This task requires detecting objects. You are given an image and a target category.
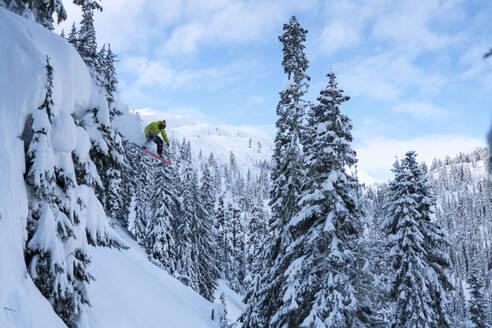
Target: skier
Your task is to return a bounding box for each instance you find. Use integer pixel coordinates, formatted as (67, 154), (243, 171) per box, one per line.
(144, 120), (169, 157)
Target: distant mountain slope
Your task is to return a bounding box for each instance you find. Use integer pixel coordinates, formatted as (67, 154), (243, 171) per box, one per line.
(134, 109), (273, 175)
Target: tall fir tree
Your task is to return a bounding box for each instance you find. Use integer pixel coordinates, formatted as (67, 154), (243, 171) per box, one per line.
(175, 141), (199, 290)
(228, 201), (246, 294)
(271, 72), (376, 327)
(246, 193), (267, 279)
(67, 22), (78, 48)
(145, 141), (180, 275)
(146, 163), (176, 273)
(122, 141), (152, 243)
(201, 163), (217, 221)
(241, 16), (309, 327)
(94, 43), (107, 86)
(103, 44), (122, 119)
(194, 168), (220, 301)
(466, 255), (490, 328)
(80, 99), (125, 224)
(384, 151), (453, 328)
(75, 0), (102, 72)
(215, 194), (229, 279)
(208, 152), (222, 193)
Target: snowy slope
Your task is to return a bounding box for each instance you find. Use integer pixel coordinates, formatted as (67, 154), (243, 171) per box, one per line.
(0, 9), (219, 328)
(86, 228), (218, 328)
(171, 123), (272, 172)
(0, 7), (92, 327)
(215, 280), (244, 324)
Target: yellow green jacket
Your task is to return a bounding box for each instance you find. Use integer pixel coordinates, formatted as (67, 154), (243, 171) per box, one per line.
(144, 121), (169, 146)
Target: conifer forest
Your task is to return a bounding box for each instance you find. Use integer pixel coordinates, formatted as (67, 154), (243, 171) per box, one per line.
(0, 1), (491, 327)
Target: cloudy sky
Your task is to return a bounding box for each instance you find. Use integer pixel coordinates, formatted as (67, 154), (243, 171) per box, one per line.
(57, 0), (491, 183)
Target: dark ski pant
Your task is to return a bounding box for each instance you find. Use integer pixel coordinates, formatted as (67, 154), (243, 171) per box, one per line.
(147, 134), (163, 157)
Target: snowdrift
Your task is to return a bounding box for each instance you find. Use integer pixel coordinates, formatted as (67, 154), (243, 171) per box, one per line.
(0, 8), (218, 328)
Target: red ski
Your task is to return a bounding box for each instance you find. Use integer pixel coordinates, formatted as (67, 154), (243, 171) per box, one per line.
(142, 149), (173, 165)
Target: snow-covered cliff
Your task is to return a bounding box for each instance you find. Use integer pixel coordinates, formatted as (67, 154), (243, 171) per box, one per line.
(0, 8), (219, 328)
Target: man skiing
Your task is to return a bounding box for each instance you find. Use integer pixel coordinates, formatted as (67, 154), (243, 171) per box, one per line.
(144, 120), (169, 157)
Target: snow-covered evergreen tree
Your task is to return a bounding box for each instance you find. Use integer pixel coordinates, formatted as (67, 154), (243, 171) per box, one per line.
(175, 141), (199, 289)
(229, 201), (246, 294)
(24, 56), (92, 327)
(31, 0), (67, 30)
(80, 98), (125, 224)
(94, 43), (107, 86)
(1, 0), (30, 18)
(122, 140), (152, 242)
(241, 15), (309, 328)
(194, 169), (220, 301)
(246, 193), (267, 278)
(208, 152), (222, 192)
(146, 151), (179, 273)
(201, 163), (217, 219)
(67, 22), (78, 48)
(466, 256), (490, 328)
(72, 123), (103, 197)
(1, 0), (67, 30)
(103, 44), (121, 119)
(75, 0), (102, 72)
(220, 292), (230, 328)
(170, 141), (220, 301)
(25, 56), (73, 322)
(384, 151), (453, 328)
(272, 72), (376, 327)
(215, 194), (229, 279)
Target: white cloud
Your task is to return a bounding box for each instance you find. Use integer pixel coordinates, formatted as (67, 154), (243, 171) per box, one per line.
(393, 102), (449, 118)
(120, 57), (177, 87)
(57, 0), (154, 53)
(162, 24), (204, 55)
(319, 23), (360, 54)
(119, 56), (259, 91)
(248, 95), (264, 104)
(118, 54), (257, 106)
(57, 0), (318, 56)
(355, 135), (486, 183)
(157, 0), (318, 56)
(316, 0), (471, 102)
(370, 1), (462, 55)
(318, 0), (463, 56)
(338, 52), (446, 100)
(458, 43), (492, 90)
(316, 0), (380, 55)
